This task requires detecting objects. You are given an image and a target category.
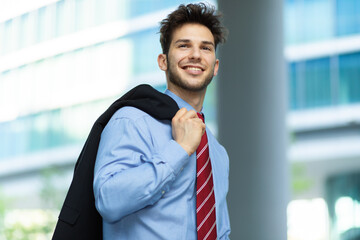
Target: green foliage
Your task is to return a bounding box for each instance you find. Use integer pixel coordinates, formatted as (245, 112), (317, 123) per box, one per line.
(0, 187), (11, 240)
(0, 166), (68, 240)
(2, 210), (57, 240)
(39, 166), (67, 210)
(291, 162), (314, 195)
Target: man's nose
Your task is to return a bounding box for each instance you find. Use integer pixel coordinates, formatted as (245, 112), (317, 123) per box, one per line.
(189, 47), (201, 60)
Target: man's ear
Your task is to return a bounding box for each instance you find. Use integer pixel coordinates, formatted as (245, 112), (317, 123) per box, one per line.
(157, 54), (167, 71)
(213, 59), (219, 76)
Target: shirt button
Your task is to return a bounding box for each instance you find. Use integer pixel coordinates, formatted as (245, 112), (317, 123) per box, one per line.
(181, 167), (184, 171)
(162, 190), (165, 195)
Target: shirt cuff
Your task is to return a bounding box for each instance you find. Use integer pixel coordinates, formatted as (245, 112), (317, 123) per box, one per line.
(156, 139), (189, 176)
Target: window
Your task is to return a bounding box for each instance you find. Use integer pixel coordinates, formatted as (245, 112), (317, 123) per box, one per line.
(289, 58), (332, 109)
(336, 0), (360, 37)
(338, 52), (360, 104)
(284, 0), (333, 45)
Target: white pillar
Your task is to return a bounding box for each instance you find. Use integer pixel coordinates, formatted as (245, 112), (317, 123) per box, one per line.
(217, 1), (289, 239)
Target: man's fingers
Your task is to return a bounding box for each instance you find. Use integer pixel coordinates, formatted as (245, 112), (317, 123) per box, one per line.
(173, 108), (188, 121)
(182, 109), (198, 120)
(173, 108), (198, 123)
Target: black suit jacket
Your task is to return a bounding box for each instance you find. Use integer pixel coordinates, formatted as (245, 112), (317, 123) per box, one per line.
(52, 84), (179, 240)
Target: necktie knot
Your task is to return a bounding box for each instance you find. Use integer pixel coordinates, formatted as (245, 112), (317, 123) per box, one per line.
(197, 112), (205, 123)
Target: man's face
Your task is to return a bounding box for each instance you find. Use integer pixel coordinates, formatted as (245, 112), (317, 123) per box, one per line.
(158, 23), (219, 93)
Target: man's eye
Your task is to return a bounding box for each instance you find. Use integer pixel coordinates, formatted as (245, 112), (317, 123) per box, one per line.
(179, 44), (187, 48)
(202, 46), (211, 51)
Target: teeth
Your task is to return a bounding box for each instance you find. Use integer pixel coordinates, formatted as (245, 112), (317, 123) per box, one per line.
(186, 67), (202, 71)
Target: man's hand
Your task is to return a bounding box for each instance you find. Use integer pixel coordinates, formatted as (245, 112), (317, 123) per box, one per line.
(172, 108), (206, 156)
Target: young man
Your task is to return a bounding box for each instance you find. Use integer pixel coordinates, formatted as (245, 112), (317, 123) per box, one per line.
(94, 3), (230, 240)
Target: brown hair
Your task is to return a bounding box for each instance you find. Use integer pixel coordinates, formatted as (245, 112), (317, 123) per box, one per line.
(159, 2), (227, 54)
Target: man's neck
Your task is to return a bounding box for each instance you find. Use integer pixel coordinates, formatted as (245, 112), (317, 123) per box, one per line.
(167, 86), (206, 112)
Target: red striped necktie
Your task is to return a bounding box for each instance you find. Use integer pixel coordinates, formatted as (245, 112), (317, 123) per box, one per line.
(196, 113), (217, 240)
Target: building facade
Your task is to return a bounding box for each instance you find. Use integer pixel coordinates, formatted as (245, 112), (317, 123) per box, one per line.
(285, 0), (360, 239)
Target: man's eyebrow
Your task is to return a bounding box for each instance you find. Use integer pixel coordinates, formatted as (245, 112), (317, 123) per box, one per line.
(174, 39), (215, 46)
(202, 41), (215, 47)
(174, 39), (190, 44)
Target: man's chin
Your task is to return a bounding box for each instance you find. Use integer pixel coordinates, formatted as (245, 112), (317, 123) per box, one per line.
(171, 81), (209, 92)
(168, 70), (213, 92)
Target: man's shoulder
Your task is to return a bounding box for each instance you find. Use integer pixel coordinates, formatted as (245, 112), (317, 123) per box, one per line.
(102, 106), (165, 137)
(103, 105), (171, 140)
(111, 106), (155, 121)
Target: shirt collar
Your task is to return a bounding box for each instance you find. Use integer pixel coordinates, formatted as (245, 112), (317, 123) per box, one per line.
(164, 89), (204, 114)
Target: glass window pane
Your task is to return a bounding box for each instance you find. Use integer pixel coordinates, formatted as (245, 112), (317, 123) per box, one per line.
(284, 0), (333, 45)
(288, 63), (298, 109)
(300, 58), (332, 108)
(336, 0), (360, 36)
(338, 52), (360, 104)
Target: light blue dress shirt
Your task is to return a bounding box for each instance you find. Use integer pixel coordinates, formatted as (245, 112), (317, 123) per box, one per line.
(94, 89), (231, 240)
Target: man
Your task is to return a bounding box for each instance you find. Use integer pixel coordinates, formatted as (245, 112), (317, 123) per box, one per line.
(94, 3), (230, 240)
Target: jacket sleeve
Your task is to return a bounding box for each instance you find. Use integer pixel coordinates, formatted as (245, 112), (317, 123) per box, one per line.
(93, 114), (189, 223)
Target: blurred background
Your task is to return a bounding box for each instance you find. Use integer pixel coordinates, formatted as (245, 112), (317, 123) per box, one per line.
(0, 0), (359, 239)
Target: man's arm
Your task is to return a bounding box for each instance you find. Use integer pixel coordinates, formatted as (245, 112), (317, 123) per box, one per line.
(93, 108), (204, 223)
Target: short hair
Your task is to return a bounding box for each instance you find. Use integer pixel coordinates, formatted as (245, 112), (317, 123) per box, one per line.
(159, 2), (227, 55)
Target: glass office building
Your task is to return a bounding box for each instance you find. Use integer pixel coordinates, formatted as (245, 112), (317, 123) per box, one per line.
(0, 0), (219, 161)
(285, 0), (360, 239)
(0, 0), (359, 239)
(286, 0), (360, 109)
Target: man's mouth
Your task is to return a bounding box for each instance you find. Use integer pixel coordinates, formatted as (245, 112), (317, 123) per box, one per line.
(182, 65), (204, 74)
(186, 67), (202, 71)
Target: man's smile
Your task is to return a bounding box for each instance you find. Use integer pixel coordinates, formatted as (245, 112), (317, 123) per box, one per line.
(181, 65), (205, 75)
